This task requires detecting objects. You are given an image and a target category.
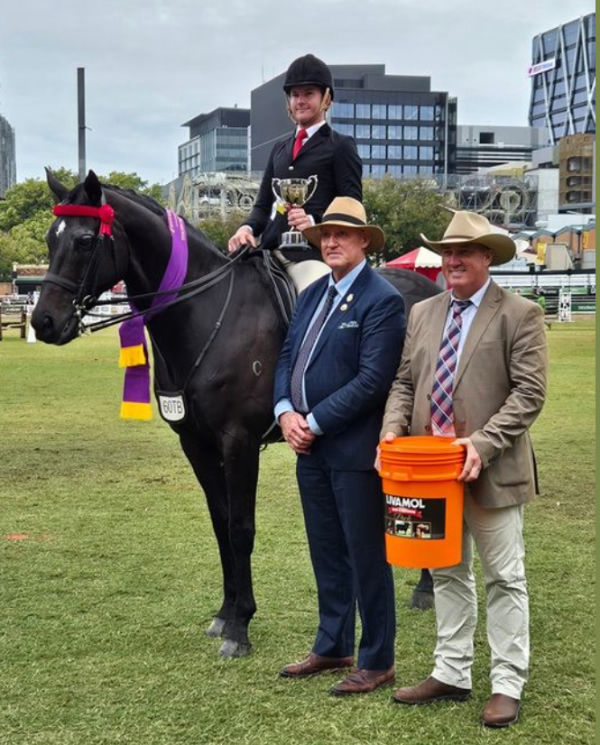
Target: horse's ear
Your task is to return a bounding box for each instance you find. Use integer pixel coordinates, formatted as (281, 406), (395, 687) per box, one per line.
(84, 170), (103, 205)
(45, 167), (69, 204)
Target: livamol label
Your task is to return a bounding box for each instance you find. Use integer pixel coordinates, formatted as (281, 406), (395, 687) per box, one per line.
(384, 494), (446, 540)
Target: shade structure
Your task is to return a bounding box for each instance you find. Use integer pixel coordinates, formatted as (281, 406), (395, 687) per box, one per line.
(386, 246), (442, 282)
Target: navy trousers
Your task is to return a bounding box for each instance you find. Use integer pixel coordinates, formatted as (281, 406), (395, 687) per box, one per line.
(296, 452), (395, 670)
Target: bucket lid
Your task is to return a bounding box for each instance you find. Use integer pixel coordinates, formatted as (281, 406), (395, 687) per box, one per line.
(380, 435), (464, 457)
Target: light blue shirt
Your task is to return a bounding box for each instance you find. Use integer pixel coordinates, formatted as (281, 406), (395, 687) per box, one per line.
(446, 278), (490, 362)
(275, 259), (367, 434)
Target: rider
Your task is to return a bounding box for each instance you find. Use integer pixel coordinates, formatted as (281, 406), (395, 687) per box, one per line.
(228, 54), (363, 287)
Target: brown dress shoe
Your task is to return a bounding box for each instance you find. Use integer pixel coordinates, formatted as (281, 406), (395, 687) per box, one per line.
(330, 667), (395, 696)
(392, 676), (471, 705)
(280, 652), (353, 678)
(481, 693), (520, 728)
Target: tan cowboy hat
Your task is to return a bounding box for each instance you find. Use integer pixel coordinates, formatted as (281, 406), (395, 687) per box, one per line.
(303, 196), (385, 251)
(420, 210), (516, 266)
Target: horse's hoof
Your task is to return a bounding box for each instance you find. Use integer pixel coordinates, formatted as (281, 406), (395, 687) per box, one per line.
(205, 617), (226, 638)
(219, 639), (252, 659)
(410, 589), (434, 611)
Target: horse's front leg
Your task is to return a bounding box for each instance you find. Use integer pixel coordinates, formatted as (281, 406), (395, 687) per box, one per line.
(217, 431), (260, 658)
(178, 433), (242, 651)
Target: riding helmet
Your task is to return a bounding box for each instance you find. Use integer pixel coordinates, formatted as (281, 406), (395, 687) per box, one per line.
(283, 54), (334, 99)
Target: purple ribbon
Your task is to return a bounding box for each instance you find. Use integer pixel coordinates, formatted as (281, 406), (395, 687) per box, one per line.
(120, 210), (188, 417)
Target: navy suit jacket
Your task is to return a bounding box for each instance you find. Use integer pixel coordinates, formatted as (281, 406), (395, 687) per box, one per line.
(245, 124), (362, 251)
(274, 264), (406, 470)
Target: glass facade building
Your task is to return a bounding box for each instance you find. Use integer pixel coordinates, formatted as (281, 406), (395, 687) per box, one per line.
(528, 13), (596, 144)
(179, 107), (249, 178)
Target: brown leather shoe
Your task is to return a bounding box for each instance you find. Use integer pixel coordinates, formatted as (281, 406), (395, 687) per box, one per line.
(280, 652), (353, 678)
(392, 676), (471, 705)
(330, 667), (395, 696)
(481, 694), (520, 728)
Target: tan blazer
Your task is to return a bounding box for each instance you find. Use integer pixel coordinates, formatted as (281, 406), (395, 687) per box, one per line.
(381, 281), (548, 508)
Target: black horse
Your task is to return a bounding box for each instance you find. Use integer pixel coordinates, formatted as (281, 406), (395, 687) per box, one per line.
(33, 170), (439, 656)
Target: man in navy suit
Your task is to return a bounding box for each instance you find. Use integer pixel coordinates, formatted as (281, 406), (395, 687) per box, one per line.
(273, 197), (406, 696)
(228, 54), (362, 255)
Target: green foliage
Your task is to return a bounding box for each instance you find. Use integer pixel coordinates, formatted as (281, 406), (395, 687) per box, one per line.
(195, 210), (247, 252)
(0, 319), (595, 745)
(0, 169), (166, 280)
(0, 169), (77, 232)
(363, 177), (453, 262)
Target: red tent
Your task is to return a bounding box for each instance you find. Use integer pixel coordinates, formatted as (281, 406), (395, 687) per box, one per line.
(386, 246), (442, 283)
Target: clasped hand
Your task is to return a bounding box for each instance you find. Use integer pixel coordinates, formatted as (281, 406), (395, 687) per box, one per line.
(279, 411), (315, 455)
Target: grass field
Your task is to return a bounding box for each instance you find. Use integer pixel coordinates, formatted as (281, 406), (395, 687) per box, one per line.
(0, 318), (595, 745)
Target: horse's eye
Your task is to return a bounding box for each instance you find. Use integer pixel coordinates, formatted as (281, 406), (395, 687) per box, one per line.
(76, 235), (94, 251)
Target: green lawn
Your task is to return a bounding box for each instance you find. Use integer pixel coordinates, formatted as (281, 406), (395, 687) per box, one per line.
(0, 318), (595, 744)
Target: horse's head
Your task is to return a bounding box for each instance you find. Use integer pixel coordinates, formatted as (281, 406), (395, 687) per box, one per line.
(32, 170), (129, 344)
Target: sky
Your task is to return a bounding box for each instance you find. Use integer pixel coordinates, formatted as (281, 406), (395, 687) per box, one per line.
(0, 0), (594, 186)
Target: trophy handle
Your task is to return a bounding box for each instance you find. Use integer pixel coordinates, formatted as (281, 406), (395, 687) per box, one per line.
(304, 175), (318, 204)
(271, 178), (283, 203)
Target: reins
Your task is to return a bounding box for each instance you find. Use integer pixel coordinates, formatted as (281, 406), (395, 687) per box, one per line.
(84, 249), (248, 333)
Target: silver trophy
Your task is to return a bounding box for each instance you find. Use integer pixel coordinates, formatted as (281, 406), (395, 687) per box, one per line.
(271, 175), (318, 249)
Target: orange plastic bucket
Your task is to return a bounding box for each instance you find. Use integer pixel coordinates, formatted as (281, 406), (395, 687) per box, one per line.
(378, 436), (465, 569)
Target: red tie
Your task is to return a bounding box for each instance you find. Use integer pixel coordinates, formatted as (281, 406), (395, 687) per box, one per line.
(292, 128), (307, 160)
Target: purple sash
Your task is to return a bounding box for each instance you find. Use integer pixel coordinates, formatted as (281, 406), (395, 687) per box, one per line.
(119, 210), (188, 420)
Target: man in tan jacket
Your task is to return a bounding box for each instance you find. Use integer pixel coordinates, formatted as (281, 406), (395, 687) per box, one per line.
(380, 211), (547, 729)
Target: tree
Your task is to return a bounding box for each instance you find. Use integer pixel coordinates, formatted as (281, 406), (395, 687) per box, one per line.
(363, 177), (453, 263)
(195, 211), (247, 253)
(0, 168), (78, 232)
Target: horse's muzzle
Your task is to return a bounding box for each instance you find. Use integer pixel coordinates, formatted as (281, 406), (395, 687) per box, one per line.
(31, 307), (80, 345)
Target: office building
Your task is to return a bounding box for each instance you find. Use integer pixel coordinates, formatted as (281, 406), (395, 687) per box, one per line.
(250, 64), (457, 180)
(0, 113), (16, 198)
(456, 125), (549, 175)
(178, 107), (250, 179)
(528, 13), (596, 144)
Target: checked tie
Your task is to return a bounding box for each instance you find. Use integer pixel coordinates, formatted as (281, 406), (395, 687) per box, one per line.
(292, 128), (308, 160)
(430, 299), (472, 436)
(290, 286), (337, 412)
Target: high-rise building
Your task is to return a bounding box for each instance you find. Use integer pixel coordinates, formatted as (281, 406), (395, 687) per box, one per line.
(528, 13), (596, 144)
(250, 64), (457, 180)
(178, 107), (250, 179)
(0, 113), (16, 197)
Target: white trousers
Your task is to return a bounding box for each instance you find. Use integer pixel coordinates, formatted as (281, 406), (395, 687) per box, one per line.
(430, 493), (529, 699)
(274, 250), (329, 294)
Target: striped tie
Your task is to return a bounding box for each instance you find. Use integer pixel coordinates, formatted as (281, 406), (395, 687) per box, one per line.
(430, 300), (471, 436)
(290, 286), (337, 412)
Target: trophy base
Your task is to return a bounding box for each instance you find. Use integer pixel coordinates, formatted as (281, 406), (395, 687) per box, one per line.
(279, 230), (311, 248)
(278, 231), (321, 263)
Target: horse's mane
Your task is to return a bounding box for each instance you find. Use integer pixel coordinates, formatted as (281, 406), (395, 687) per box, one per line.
(97, 182), (226, 260)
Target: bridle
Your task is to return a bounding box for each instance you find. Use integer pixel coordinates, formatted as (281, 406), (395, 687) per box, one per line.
(45, 201), (117, 322)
